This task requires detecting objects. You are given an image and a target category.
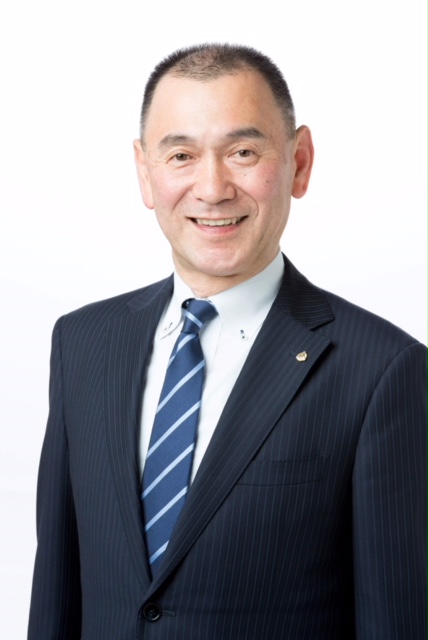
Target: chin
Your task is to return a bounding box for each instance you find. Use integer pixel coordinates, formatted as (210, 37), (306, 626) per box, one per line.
(194, 259), (245, 279)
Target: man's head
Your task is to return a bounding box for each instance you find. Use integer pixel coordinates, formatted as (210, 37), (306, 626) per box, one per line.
(134, 44), (314, 297)
(139, 43), (297, 143)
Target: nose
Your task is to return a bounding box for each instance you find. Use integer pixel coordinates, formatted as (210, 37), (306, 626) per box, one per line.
(192, 156), (236, 204)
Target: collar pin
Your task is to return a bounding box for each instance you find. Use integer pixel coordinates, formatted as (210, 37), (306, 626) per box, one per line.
(295, 351), (308, 362)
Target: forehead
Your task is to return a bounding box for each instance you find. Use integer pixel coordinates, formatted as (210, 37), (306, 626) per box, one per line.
(144, 70), (285, 143)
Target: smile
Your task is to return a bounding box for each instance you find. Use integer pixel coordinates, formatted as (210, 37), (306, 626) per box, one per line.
(195, 217), (243, 227)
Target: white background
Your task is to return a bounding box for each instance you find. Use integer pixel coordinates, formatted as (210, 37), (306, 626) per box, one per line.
(0, 0), (426, 636)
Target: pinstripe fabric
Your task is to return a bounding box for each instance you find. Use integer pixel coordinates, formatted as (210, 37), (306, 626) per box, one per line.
(28, 256), (427, 640)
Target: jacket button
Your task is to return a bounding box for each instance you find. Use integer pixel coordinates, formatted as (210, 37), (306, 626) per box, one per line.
(142, 602), (162, 622)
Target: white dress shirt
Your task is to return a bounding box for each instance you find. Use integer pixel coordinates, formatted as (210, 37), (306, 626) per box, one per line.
(139, 251), (284, 482)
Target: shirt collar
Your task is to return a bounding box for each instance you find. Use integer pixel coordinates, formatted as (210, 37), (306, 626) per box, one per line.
(158, 251), (284, 341)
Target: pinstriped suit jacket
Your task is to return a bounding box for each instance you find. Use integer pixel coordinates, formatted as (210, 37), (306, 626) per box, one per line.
(28, 255), (427, 640)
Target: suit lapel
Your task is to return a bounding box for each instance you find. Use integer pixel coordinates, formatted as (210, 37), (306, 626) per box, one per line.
(104, 277), (173, 590)
(147, 257), (334, 594)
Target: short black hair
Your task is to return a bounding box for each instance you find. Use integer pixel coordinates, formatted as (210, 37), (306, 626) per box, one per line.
(139, 43), (296, 140)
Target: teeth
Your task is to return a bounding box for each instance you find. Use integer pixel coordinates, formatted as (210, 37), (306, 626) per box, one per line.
(196, 217), (242, 226)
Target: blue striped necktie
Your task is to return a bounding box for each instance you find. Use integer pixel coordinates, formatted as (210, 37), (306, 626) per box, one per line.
(142, 298), (217, 576)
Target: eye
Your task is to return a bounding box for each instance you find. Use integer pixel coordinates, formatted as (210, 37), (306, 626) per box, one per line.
(231, 148), (258, 164)
(236, 149), (254, 158)
(171, 153), (192, 162)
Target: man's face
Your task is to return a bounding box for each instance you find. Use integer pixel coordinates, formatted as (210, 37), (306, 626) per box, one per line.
(134, 69), (313, 295)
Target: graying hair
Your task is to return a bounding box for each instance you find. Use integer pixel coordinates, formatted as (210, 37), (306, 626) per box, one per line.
(139, 43), (296, 140)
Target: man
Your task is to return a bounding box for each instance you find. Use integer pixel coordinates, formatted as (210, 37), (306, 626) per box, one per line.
(28, 44), (426, 639)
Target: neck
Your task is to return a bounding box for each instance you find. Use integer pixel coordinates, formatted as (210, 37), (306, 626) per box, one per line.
(174, 254), (280, 298)
(176, 271), (253, 298)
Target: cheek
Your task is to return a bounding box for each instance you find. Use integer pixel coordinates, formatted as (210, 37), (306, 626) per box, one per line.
(150, 171), (190, 211)
(248, 167), (292, 240)
(247, 165), (289, 207)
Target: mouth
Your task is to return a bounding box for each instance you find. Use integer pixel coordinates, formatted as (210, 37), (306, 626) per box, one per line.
(193, 217), (244, 227)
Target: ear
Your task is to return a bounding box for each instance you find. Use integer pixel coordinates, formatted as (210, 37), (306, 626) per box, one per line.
(133, 139), (155, 210)
(291, 125), (314, 199)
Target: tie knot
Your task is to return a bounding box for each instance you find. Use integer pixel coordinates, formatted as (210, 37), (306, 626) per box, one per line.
(182, 299), (217, 334)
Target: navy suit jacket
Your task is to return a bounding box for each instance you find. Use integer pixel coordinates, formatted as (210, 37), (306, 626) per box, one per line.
(28, 256), (427, 639)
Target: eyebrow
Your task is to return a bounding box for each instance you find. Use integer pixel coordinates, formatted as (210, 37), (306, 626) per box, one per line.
(158, 134), (195, 149)
(226, 127), (267, 140)
(158, 127), (267, 149)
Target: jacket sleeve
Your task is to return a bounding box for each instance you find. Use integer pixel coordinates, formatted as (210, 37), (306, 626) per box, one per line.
(28, 318), (82, 640)
(352, 341), (427, 639)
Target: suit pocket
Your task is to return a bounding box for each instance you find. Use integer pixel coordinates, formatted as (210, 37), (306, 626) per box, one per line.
(236, 455), (328, 486)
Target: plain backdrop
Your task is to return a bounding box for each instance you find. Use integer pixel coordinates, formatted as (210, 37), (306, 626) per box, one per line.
(0, 0), (426, 636)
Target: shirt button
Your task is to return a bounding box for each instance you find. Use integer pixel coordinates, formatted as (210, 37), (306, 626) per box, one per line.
(142, 602), (162, 622)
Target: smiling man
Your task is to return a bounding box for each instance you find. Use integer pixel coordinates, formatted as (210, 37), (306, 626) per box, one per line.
(134, 68), (313, 296)
(28, 44), (426, 640)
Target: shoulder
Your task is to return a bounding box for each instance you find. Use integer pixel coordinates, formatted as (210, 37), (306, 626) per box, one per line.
(322, 288), (423, 351)
(281, 255), (424, 354)
(315, 288), (426, 393)
(53, 275), (173, 338)
(308, 287), (426, 403)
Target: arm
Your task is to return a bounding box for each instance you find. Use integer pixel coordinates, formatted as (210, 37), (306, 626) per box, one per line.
(28, 319), (82, 640)
(353, 341), (427, 639)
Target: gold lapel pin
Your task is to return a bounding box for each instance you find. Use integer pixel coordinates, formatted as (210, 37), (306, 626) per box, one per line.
(295, 351), (308, 362)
